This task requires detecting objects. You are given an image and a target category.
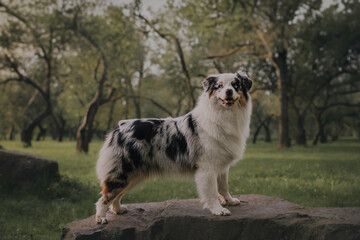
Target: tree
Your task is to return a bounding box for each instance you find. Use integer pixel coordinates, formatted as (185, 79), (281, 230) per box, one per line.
(65, 5), (148, 152)
(71, 15), (114, 153)
(0, 0), (71, 146)
(289, 1), (360, 145)
(134, 2), (199, 110)
(170, 0), (322, 147)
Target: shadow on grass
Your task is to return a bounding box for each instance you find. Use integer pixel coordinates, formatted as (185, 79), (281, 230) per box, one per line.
(0, 175), (99, 239)
(0, 174), (98, 203)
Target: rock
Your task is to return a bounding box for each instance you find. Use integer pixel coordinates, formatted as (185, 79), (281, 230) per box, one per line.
(61, 194), (360, 240)
(0, 149), (60, 187)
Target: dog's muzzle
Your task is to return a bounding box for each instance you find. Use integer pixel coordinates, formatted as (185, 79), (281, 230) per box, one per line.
(220, 97), (237, 107)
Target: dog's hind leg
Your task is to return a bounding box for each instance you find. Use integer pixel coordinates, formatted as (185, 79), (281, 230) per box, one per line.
(95, 181), (124, 224)
(110, 193), (128, 214)
(95, 172), (146, 224)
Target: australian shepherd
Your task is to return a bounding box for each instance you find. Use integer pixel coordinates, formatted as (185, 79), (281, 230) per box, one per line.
(95, 72), (252, 224)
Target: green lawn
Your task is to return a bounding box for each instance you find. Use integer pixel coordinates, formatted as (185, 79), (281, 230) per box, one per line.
(0, 139), (359, 239)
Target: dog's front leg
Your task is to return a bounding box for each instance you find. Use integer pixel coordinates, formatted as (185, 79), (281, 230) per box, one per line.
(195, 169), (231, 216)
(217, 170), (241, 206)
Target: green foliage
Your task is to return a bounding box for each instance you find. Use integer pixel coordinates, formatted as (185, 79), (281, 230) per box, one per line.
(1, 0), (359, 144)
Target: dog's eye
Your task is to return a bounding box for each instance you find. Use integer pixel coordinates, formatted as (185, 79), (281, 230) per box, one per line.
(214, 84), (223, 90)
(232, 84), (239, 90)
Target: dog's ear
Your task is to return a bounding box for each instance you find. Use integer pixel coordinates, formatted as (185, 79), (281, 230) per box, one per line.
(243, 76), (253, 91)
(236, 72), (252, 92)
(202, 76), (217, 92)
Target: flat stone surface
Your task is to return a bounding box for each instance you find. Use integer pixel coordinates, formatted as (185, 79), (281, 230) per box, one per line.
(0, 149), (59, 186)
(61, 194), (360, 240)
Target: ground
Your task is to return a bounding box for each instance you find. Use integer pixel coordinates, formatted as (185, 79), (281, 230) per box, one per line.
(0, 138), (359, 239)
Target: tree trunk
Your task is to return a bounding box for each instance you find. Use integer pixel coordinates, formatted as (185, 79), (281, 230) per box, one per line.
(76, 92), (101, 153)
(253, 115), (273, 144)
(273, 50), (291, 148)
(319, 125), (327, 143)
(131, 96), (141, 119)
(264, 115), (272, 143)
(124, 97), (129, 119)
(126, 78), (141, 118)
(69, 127), (76, 140)
(295, 115), (307, 146)
(106, 99), (117, 130)
(36, 124), (46, 141)
(331, 135), (338, 141)
(252, 123), (263, 144)
(263, 124), (271, 142)
(58, 116), (66, 142)
(8, 125), (15, 140)
(21, 107), (51, 147)
(312, 113), (326, 145)
(312, 132), (319, 146)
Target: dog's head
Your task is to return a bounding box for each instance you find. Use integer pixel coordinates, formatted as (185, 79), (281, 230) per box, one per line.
(202, 72), (252, 108)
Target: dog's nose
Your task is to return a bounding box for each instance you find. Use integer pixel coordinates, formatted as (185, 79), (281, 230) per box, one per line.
(226, 89), (233, 96)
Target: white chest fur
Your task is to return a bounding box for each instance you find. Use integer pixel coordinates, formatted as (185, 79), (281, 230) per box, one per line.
(192, 94), (252, 170)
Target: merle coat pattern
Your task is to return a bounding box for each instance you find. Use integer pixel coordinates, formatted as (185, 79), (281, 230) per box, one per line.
(95, 72), (252, 224)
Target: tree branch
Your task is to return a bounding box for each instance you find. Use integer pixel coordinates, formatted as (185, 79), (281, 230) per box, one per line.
(100, 86), (116, 105)
(0, 77), (21, 85)
(300, 70), (346, 116)
(135, 12), (196, 108)
(93, 54), (101, 83)
(318, 102), (360, 111)
(335, 89), (360, 95)
(120, 95), (174, 117)
(2, 55), (48, 98)
(205, 43), (249, 59)
(0, 1), (48, 59)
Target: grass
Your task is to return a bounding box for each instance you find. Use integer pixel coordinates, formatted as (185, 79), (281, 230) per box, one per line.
(0, 138), (359, 239)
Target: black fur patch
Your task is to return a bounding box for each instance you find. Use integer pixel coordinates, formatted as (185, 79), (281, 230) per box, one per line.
(149, 145), (154, 159)
(231, 79), (241, 92)
(235, 73), (252, 101)
(203, 76), (217, 94)
(121, 157), (134, 173)
(240, 80), (249, 101)
(117, 172), (128, 181)
(165, 122), (188, 161)
(105, 180), (127, 192)
(159, 125), (164, 135)
(132, 120), (162, 143)
(187, 114), (197, 135)
(117, 131), (126, 146)
(148, 119), (165, 125)
(108, 128), (119, 146)
(126, 141), (142, 168)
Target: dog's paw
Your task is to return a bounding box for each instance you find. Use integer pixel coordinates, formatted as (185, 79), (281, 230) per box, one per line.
(226, 197), (241, 206)
(210, 206), (231, 216)
(218, 194), (227, 206)
(96, 215), (108, 224)
(112, 205), (128, 215)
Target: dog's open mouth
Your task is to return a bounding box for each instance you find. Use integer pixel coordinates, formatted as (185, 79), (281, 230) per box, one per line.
(220, 98), (237, 106)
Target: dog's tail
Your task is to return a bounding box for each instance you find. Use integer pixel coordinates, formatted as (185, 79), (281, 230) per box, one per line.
(96, 127), (120, 183)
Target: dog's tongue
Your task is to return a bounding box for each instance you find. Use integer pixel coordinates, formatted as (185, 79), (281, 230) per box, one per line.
(224, 98), (235, 103)
(221, 98), (235, 106)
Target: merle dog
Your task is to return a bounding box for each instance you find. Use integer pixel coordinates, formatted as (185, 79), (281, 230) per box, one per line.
(95, 72), (252, 224)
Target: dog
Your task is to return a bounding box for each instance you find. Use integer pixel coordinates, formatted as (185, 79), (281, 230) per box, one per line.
(95, 71), (252, 224)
